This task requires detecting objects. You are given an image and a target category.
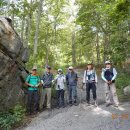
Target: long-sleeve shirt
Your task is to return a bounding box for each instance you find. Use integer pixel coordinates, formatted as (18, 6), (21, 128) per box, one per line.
(41, 72), (54, 88)
(83, 70), (98, 83)
(66, 72), (78, 86)
(55, 74), (66, 90)
(101, 68), (117, 82)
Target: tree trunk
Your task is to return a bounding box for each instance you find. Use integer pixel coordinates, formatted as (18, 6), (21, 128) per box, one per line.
(33, 0), (44, 65)
(45, 28), (49, 65)
(72, 31), (76, 65)
(95, 31), (100, 65)
(21, 16), (25, 43)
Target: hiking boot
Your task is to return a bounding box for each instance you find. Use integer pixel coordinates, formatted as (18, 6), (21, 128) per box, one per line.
(106, 103), (112, 107)
(56, 106), (60, 109)
(114, 104), (119, 108)
(87, 101), (91, 106)
(74, 100), (77, 103)
(69, 101), (72, 106)
(74, 100), (78, 105)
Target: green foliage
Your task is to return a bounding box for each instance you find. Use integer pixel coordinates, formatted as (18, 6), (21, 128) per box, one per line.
(0, 105), (25, 130)
(116, 73), (130, 89)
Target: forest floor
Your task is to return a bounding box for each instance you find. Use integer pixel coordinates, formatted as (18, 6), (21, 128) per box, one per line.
(16, 69), (130, 130)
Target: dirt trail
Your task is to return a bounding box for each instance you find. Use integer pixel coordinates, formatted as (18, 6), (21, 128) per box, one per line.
(17, 69), (130, 130)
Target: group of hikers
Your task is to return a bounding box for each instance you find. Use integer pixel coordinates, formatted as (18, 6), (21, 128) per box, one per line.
(25, 60), (119, 115)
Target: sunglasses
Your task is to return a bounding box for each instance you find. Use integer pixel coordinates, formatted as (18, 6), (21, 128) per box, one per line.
(32, 69), (37, 71)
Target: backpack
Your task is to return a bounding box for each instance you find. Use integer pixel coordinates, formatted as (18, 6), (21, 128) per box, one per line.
(27, 74), (40, 85)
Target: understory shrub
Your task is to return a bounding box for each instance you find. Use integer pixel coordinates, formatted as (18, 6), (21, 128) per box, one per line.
(0, 104), (25, 130)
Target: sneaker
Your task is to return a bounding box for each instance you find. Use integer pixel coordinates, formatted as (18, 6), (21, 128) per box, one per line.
(114, 104), (119, 108)
(87, 101), (91, 106)
(94, 100), (98, 107)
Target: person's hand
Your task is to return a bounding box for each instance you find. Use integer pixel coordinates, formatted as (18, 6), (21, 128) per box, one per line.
(109, 81), (112, 84)
(95, 82), (98, 85)
(106, 80), (109, 84)
(30, 84), (33, 87)
(81, 83), (85, 90)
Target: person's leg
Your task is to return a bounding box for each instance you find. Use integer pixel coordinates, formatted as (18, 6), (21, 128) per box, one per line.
(91, 83), (97, 100)
(104, 83), (111, 106)
(86, 83), (91, 103)
(110, 83), (119, 106)
(39, 88), (46, 110)
(56, 90), (60, 108)
(61, 89), (65, 107)
(91, 83), (97, 106)
(68, 86), (72, 104)
(27, 90), (33, 114)
(34, 90), (39, 112)
(72, 86), (77, 103)
(46, 88), (52, 109)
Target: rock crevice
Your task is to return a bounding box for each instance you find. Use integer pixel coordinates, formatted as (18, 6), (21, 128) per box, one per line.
(0, 17), (29, 111)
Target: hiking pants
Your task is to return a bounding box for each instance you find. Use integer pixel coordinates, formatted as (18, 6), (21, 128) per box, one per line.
(86, 83), (97, 103)
(68, 85), (77, 103)
(56, 89), (65, 107)
(39, 87), (51, 109)
(27, 90), (39, 113)
(104, 83), (119, 105)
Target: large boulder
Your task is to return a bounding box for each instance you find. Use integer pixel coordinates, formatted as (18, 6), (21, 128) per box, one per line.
(124, 86), (130, 96)
(0, 17), (29, 111)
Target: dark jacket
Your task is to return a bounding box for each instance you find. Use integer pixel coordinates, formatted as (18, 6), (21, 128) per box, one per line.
(66, 72), (78, 86)
(41, 72), (54, 88)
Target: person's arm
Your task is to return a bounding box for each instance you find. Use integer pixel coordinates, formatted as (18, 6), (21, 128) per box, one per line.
(66, 74), (69, 85)
(101, 69), (107, 82)
(83, 70), (86, 84)
(41, 74), (45, 85)
(63, 75), (66, 83)
(76, 73), (78, 81)
(111, 68), (117, 81)
(36, 76), (41, 87)
(95, 71), (98, 83)
(25, 75), (33, 87)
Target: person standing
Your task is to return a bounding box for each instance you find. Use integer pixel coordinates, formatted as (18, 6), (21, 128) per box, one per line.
(83, 63), (98, 106)
(54, 69), (66, 108)
(25, 67), (41, 115)
(40, 66), (54, 110)
(101, 61), (119, 107)
(66, 66), (78, 105)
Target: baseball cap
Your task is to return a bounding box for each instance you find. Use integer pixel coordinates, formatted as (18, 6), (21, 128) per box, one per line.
(45, 65), (51, 69)
(58, 68), (62, 72)
(32, 66), (37, 70)
(69, 66), (73, 70)
(105, 61), (111, 64)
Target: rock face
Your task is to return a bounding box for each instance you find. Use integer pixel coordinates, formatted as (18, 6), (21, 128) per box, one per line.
(0, 17), (29, 111)
(124, 86), (130, 96)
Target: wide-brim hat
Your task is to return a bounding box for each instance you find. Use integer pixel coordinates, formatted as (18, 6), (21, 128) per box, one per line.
(87, 62), (93, 65)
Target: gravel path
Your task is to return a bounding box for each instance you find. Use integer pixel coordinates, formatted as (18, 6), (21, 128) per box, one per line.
(18, 69), (130, 130)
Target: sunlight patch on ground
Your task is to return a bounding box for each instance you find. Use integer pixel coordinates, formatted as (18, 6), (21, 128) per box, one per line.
(92, 107), (112, 116)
